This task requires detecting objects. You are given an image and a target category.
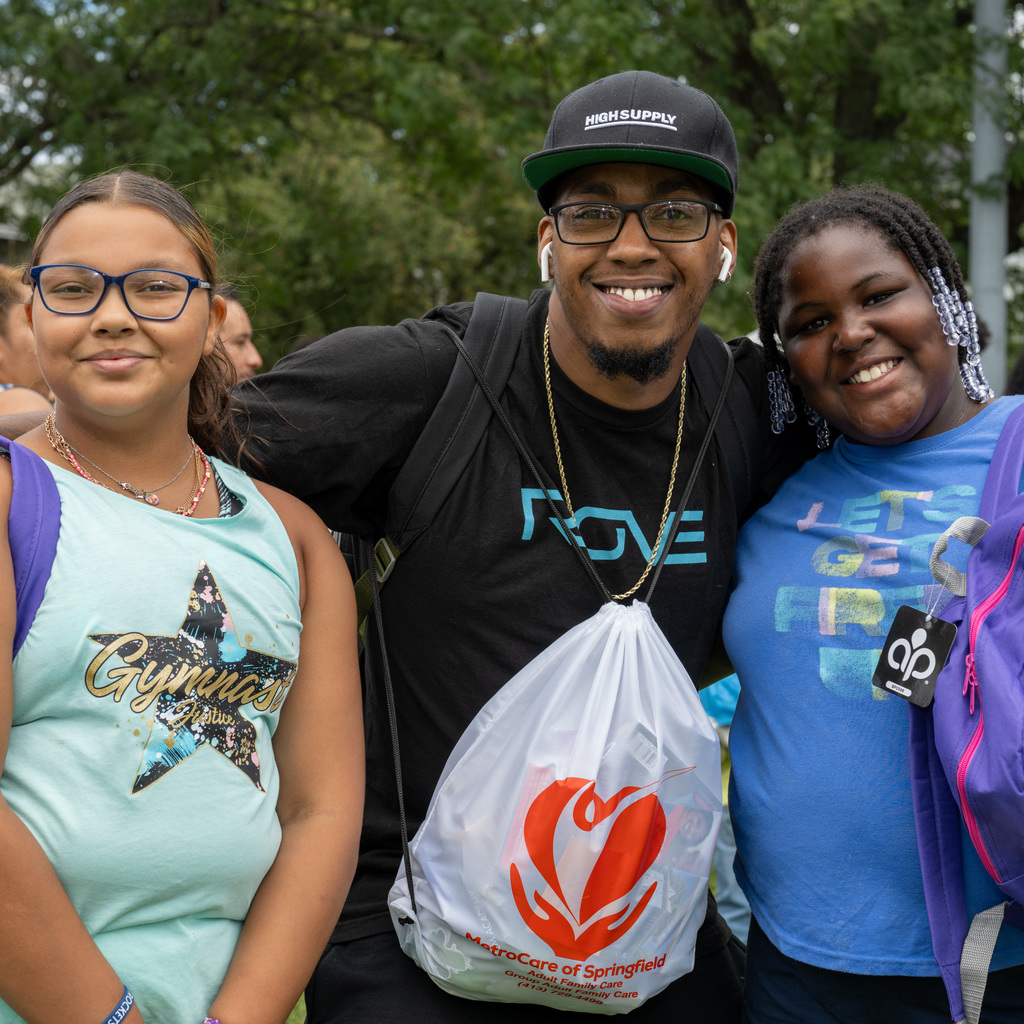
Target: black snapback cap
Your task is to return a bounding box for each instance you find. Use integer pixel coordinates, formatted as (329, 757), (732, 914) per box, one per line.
(522, 70), (739, 216)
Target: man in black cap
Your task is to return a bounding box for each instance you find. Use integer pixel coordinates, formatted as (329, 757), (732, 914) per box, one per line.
(237, 70), (803, 1022)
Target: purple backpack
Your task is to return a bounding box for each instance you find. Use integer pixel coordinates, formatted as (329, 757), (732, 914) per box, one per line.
(910, 401), (1024, 1024)
(0, 435), (62, 656)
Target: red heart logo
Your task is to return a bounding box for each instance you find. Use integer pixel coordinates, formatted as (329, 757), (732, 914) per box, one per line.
(510, 777), (667, 961)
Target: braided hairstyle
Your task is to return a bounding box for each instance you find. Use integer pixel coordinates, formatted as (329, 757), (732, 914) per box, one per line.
(751, 185), (973, 430)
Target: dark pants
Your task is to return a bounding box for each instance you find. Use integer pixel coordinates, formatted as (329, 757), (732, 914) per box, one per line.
(743, 916), (1024, 1024)
(306, 930), (745, 1023)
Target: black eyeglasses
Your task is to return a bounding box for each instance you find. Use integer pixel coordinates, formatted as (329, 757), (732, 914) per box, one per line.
(549, 199), (723, 245)
(29, 264), (212, 321)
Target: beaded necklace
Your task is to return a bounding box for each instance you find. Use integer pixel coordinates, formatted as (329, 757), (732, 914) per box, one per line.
(61, 434), (195, 506)
(45, 413), (211, 517)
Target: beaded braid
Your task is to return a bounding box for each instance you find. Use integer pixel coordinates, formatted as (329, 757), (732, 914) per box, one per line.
(752, 184), (992, 439)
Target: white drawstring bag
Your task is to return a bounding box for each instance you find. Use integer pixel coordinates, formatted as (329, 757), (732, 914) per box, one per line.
(388, 600), (721, 1014)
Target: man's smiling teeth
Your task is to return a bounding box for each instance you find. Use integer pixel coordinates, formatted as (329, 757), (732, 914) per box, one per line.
(846, 359), (899, 385)
(603, 286), (665, 302)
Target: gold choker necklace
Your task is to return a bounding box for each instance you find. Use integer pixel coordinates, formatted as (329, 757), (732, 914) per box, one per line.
(542, 317), (686, 601)
(45, 413), (211, 517)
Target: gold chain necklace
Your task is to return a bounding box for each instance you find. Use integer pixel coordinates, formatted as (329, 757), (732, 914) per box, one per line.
(45, 413), (211, 517)
(542, 317), (686, 601)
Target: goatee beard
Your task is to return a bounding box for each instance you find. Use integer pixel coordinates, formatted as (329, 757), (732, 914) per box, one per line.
(584, 337), (678, 386)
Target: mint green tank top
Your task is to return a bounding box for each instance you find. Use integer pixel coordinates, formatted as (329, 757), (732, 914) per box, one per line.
(1, 456), (302, 1023)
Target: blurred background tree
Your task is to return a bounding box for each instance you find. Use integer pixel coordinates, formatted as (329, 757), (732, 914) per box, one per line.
(2, 0), (1022, 369)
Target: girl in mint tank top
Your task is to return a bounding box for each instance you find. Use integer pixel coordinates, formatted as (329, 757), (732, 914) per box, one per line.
(0, 171), (363, 1024)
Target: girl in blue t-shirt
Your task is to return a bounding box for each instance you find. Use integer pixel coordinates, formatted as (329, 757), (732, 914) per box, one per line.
(0, 171), (363, 1024)
(723, 186), (1024, 1023)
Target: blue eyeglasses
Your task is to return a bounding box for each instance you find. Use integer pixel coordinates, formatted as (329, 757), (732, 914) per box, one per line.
(29, 264), (212, 321)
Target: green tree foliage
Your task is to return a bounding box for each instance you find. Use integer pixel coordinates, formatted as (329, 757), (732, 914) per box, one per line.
(1, 0), (1022, 360)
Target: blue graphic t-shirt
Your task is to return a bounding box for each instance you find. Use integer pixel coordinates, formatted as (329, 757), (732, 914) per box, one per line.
(723, 396), (1024, 976)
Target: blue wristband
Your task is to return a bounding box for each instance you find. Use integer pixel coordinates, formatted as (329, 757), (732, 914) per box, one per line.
(102, 986), (133, 1024)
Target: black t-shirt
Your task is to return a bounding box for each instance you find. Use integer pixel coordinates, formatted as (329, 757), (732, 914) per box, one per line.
(237, 289), (802, 952)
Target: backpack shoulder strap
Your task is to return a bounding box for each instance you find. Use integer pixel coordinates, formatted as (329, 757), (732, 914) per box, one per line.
(386, 292), (528, 544)
(929, 401), (1024, 598)
(978, 400), (1024, 518)
(353, 293), (528, 626)
(0, 436), (61, 658)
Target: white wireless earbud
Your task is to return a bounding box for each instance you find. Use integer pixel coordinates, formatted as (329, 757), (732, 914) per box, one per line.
(540, 242), (553, 284)
(718, 248), (733, 284)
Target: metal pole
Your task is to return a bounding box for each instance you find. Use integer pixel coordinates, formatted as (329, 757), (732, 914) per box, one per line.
(970, 0), (1009, 395)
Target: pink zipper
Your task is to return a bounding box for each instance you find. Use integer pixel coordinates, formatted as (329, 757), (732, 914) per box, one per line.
(955, 707), (995, 879)
(955, 521), (1024, 883)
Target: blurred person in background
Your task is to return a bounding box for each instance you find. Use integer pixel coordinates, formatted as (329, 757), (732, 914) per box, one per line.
(698, 672), (751, 944)
(216, 282), (263, 381)
(0, 266), (52, 413)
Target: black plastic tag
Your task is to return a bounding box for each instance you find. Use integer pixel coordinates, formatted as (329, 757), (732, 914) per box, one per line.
(871, 605), (957, 707)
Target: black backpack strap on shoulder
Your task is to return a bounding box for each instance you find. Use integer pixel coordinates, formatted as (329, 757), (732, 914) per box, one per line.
(365, 293), (526, 912)
(388, 292), (527, 543)
(353, 293), (528, 629)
